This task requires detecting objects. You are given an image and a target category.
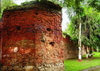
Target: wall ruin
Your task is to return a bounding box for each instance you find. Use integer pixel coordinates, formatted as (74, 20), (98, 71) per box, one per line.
(1, 2), (64, 71)
(63, 35), (78, 59)
(0, 20), (2, 62)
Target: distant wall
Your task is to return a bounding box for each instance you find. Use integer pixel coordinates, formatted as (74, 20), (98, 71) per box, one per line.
(63, 35), (78, 59)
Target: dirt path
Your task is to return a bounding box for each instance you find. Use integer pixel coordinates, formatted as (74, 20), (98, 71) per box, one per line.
(82, 66), (100, 71)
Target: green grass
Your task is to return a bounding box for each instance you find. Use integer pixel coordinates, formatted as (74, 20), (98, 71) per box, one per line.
(64, 52), (100, 71)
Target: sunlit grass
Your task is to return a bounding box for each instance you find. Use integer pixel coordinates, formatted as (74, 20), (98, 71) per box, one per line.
(64, 52), (100, 71)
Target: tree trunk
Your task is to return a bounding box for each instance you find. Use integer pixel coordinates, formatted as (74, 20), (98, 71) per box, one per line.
(89, 47), (93, 58)
(97, 47), (99, 52)
(78, 22), (82, 60)
(86, 46), (90, 58)
(92, 47), (94, 52)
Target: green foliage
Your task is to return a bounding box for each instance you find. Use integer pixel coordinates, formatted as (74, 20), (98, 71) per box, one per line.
(64, 0), (84, 16)
(0, 0), (16, 18)
(65, 20), (78, 40)
(21, 0), (64, 7)
(0, 5), (1, 18)
(88, 0), (100, 11)
(64, 0), (100, 48)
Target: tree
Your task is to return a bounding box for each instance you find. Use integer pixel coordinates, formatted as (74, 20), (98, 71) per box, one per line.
(64, 0), (100, 60)
(0, 0), (16, 18)
(64, 0), (84, 60)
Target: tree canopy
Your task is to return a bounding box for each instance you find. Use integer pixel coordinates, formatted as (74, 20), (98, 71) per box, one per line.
(64, 0), (100, 49)
(0, 0), (17, 19)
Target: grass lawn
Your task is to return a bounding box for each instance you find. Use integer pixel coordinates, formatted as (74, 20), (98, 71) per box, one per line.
(64, 52), (100, 71)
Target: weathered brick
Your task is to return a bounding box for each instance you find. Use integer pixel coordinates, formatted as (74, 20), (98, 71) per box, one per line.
(1, 2), (64, 71)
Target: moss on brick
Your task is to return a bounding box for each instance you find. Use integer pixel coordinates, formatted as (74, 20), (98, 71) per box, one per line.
(4, 1), (61, 12)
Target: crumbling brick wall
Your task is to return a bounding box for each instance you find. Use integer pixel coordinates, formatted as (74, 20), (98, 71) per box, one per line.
(1, 2), (64, 71)
(0, 20), (2, 61)
(63, 35), (78, 59)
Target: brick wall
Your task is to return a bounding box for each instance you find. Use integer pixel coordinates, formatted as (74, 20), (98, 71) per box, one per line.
(1, 3), (64, 71)
(63, 35), (78, 59)
(0, 20), (2, 61)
